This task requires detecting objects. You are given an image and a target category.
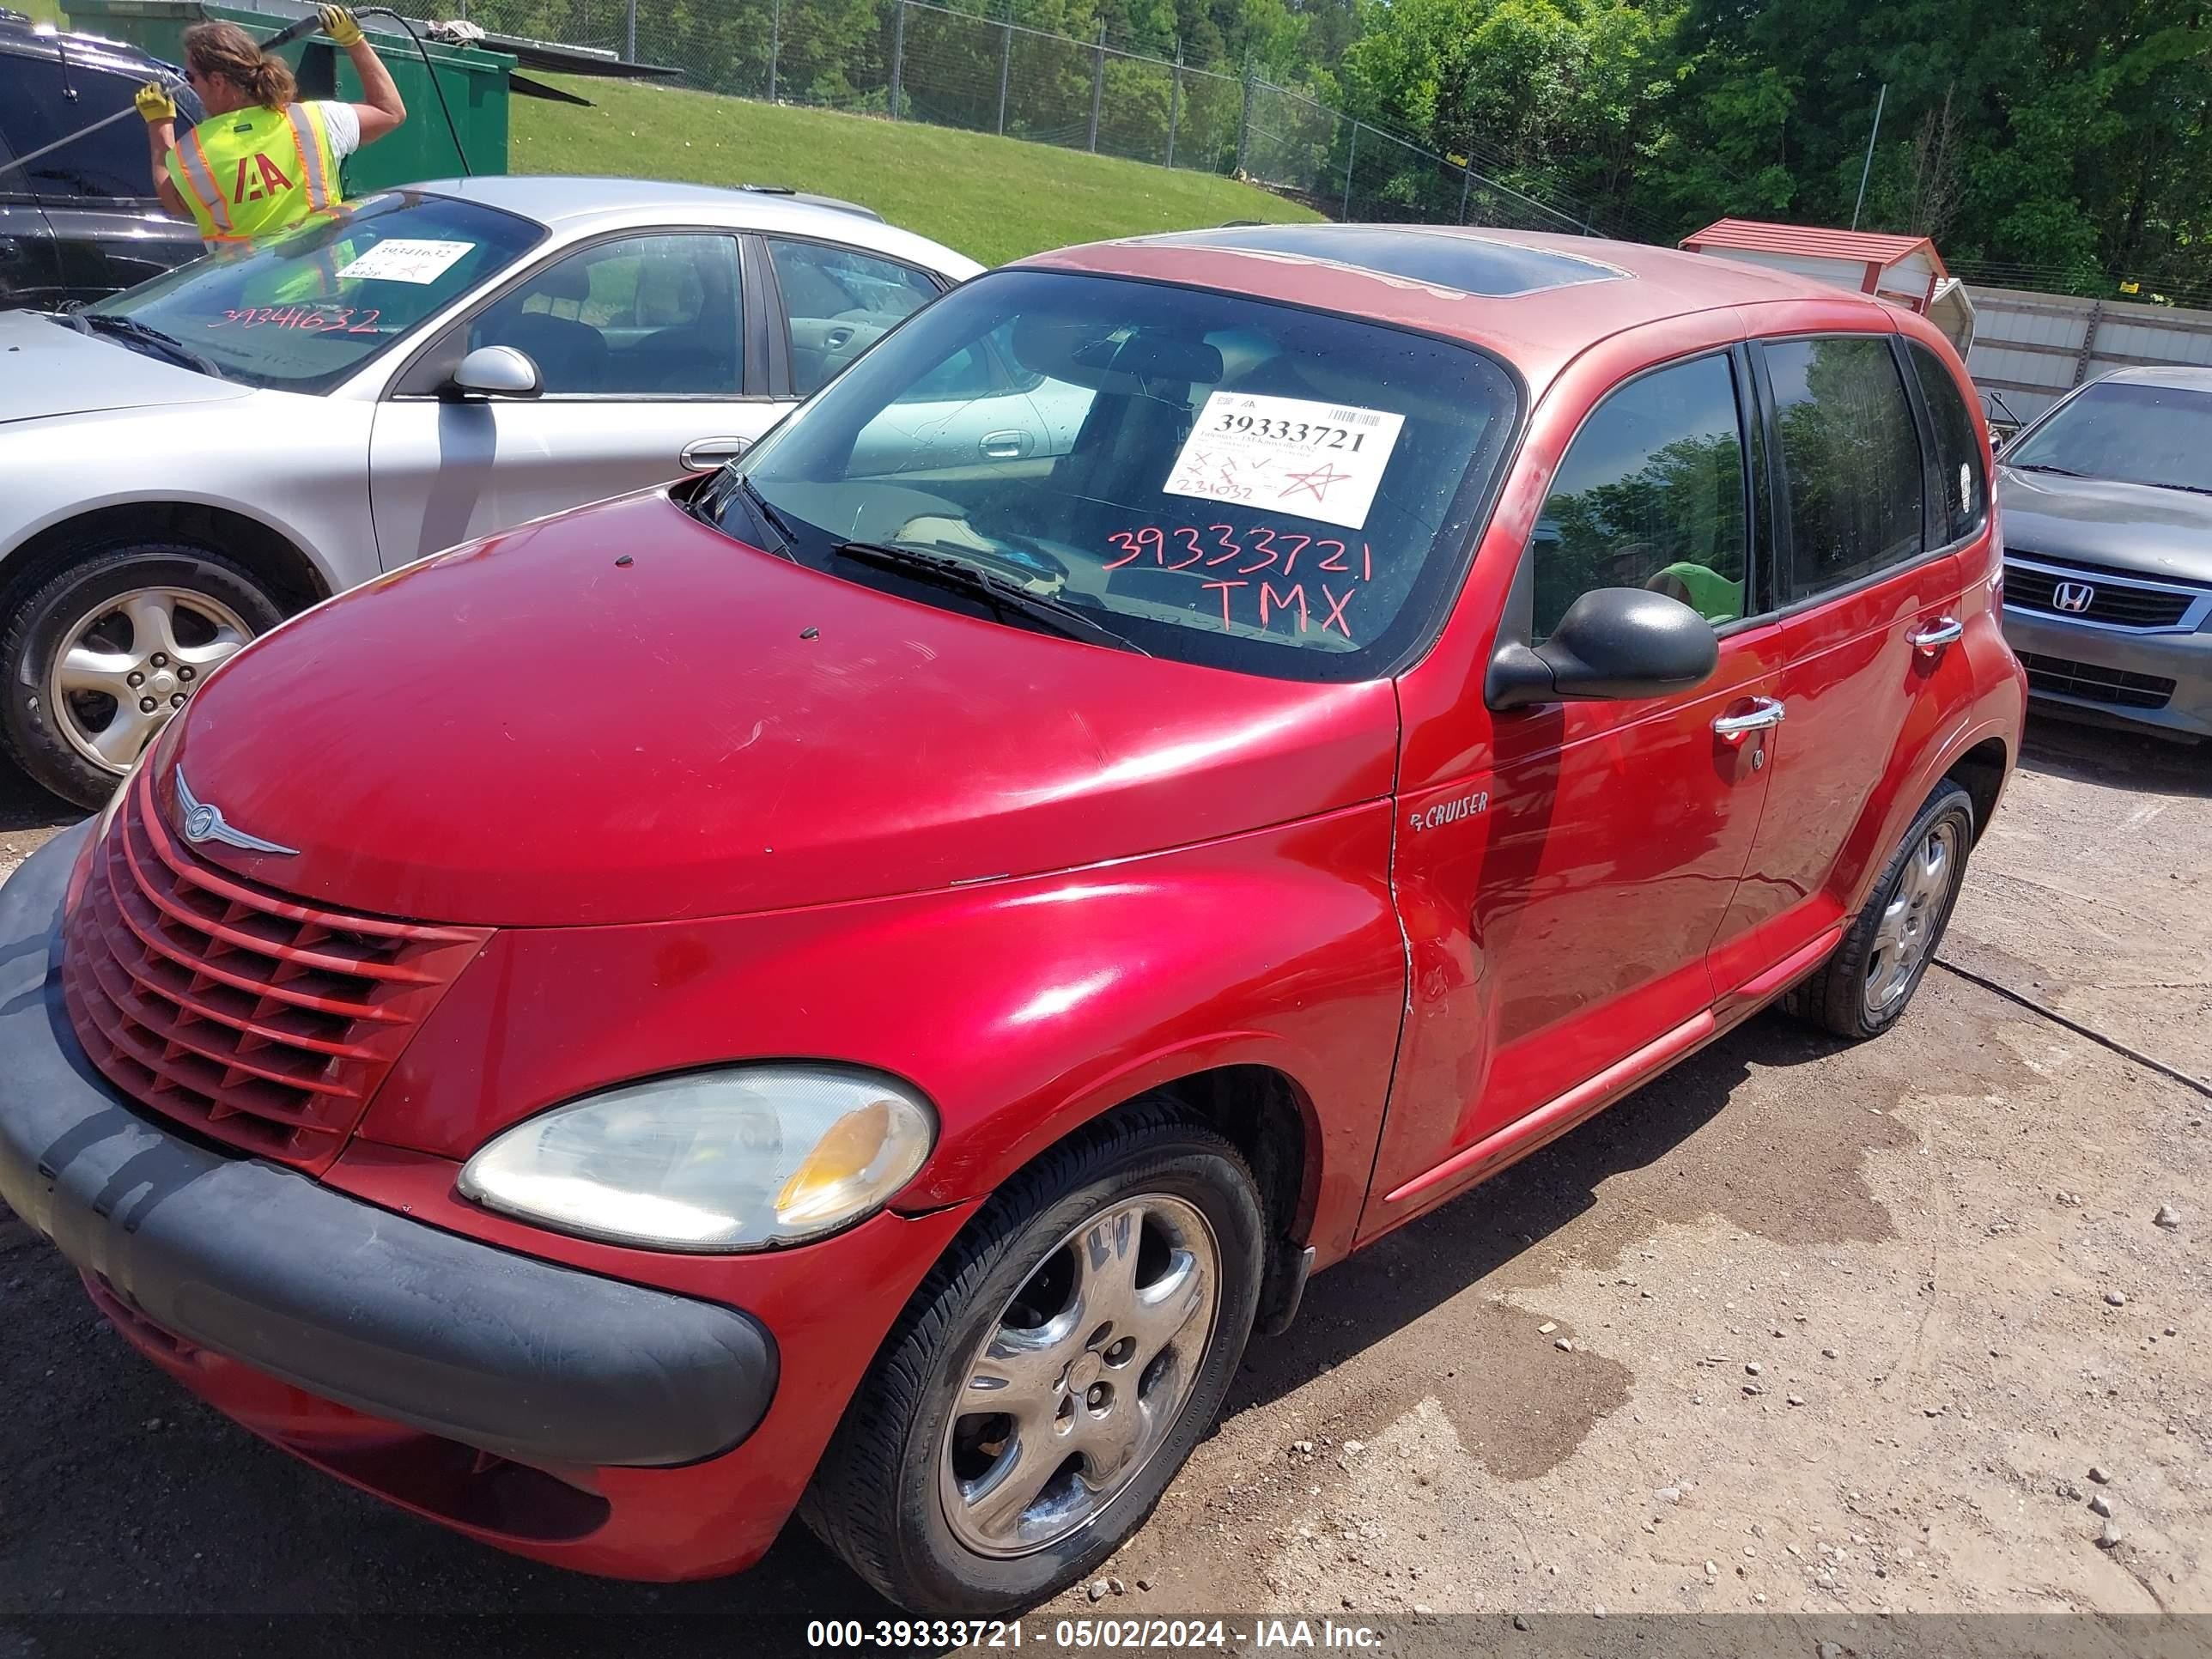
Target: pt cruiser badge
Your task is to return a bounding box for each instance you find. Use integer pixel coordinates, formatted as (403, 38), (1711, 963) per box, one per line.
(174, 770), (297, 856)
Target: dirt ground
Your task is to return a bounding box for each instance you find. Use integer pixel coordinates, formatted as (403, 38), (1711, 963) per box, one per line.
(2, 714), (2207, 1637)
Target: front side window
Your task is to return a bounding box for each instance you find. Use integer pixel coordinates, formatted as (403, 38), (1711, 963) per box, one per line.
(769, 238), (943, 396)
(1532, 352), (1747, 640)
(470, 233), (742, 396)
(86, 189), (543, 392)
(1767, 336), (1925, 601)
(2004, 377), (2212, 495)
(718, 268), (1521, 682)
(1909, 342), (1988, 543)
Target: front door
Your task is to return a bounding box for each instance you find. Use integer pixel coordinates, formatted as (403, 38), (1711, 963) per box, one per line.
(368, 231), (776, 565)
(1364, 346), (1784, 1230)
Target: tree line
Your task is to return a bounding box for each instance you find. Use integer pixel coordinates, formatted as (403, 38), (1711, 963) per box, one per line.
(486, 0), (2209, 300)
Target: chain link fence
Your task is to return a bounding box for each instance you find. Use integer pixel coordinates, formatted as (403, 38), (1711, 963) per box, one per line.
(453, 0), (1617, 236)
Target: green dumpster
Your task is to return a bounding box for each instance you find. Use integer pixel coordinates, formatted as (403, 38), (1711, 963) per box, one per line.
(67, 0), (513, 192)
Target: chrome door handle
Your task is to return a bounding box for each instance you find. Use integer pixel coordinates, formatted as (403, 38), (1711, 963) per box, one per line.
(679, 435), (752, 471)
(1712, 697), (1786, 742)
(980, 428), (1035, 460)
(1907, 616), (1965, 651)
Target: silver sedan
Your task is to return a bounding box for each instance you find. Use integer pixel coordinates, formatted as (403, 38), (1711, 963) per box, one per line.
(0, 175), (985, 805)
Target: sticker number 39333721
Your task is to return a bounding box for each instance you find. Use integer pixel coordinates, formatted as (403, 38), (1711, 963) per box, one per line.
(1163, 391), (1405, 532)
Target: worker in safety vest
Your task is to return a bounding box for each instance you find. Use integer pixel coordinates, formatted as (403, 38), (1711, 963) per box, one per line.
(135, 9), (406, 249)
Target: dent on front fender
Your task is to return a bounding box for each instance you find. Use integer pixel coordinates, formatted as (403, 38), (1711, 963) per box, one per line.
(356, 806), (1408, 1265)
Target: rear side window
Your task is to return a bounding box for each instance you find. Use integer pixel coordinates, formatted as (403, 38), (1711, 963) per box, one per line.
(0, 59), (163, 200)
(1766, 336), (1924, 600)
(1909, 342), (1987, 544)
(769, 239), (943, 397)
(1532, 352), (1748, 640)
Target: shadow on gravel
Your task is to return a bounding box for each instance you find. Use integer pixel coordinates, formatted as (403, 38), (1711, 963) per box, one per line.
(0, 761), (77, 837)
(2018, 713), (2209, 799)
(1227, 1011), (1862, 1432)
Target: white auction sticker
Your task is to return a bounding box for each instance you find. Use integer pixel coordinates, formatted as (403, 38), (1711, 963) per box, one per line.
(1164, 392), (1405, 531)
(335, 239), (477, 285)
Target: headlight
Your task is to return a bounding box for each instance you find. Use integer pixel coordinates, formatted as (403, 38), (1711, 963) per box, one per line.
(457, 1066), (937, 1251)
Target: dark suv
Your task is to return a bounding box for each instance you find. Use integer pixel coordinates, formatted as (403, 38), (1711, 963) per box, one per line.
(0, 16), (203, 308)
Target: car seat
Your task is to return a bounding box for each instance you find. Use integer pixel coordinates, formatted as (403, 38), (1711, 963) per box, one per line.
(477, 258), (607, 393)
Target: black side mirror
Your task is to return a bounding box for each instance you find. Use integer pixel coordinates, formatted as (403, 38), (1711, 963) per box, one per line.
(1487, 586), (1719, 710)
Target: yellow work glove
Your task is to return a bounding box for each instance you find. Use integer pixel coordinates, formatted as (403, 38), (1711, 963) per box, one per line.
(134, 81), (177, 123)
(318, 5), (365, 46)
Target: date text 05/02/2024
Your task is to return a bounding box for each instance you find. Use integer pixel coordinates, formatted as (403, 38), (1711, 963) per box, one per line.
(804, 1619), (1384, 1650)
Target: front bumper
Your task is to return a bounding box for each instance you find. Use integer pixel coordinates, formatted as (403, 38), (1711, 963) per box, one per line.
(2002, 605), (2212, 739)
(0, 823), (777, 1472)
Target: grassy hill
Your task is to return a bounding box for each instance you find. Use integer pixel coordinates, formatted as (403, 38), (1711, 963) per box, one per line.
(513, 77), (1320, 265)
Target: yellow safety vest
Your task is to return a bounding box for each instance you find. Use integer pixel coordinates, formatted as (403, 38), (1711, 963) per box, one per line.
(166, 102), (343, 249)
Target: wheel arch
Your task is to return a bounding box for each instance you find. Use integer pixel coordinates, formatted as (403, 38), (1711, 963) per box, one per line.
(908, 1060), (1326, 1336)
(0, 501), (330, 617)
(1942, 734), (2010, 845)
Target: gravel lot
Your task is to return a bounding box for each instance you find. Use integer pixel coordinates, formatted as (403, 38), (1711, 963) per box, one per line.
(2, 715), (2206, 1636)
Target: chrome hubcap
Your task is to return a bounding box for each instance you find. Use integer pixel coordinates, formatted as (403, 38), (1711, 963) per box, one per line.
(939, 1194), (1219, 1559)
(1865, 820), (1958, 1013)
(47, 587), (252, 775)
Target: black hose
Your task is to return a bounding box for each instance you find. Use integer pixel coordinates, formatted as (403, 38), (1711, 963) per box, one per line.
(1932, 956), (2212, 1101)
(354, 6), (470, 176)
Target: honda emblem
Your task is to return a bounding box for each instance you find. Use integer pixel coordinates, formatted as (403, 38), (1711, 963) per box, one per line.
(2052, 580), (2096, 614)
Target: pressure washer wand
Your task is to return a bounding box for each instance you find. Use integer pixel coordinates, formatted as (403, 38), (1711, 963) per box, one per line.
(0, 9), (325, 184)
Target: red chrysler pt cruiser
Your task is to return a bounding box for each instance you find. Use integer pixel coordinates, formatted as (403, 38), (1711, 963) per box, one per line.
(0, 225), (2024, 1613)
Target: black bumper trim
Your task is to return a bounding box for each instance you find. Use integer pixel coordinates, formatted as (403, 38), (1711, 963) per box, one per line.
(0, 823), (777, 1469)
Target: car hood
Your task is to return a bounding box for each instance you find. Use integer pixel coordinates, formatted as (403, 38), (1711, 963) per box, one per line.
(0, 308), (251, 424)
(1998, 466), (2212, 583)
(161, 492), (1399, 927)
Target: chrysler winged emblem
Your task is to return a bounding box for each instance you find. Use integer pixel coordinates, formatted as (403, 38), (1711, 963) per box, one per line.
(174, 769), (298, 856)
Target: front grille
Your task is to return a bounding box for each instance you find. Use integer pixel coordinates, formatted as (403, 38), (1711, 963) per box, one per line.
(2004, 555), (2199, 629)
(62, 766), (489, 1171)
(2018, 650), (2178, 711)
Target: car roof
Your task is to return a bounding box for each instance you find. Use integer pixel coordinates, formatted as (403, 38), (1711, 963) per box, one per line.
(1018, 222), (1898, 394)
(2092, 365), (2212, 392)
(0, 17), (175, 76)
(403, 174), (984, 281)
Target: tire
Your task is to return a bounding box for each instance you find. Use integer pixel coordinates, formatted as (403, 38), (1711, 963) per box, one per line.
(803, 1103), (1266, 1614)
(2, 543), (283, 808)
(1784, 780), (1975, 1040)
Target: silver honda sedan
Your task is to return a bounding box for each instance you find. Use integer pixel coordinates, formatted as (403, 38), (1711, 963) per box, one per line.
(0, 176), (985, 805)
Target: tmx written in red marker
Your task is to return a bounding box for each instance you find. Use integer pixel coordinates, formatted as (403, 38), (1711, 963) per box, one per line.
(1103, 522), (1373, 641)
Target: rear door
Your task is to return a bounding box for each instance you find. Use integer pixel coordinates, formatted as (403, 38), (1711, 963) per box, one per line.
(1711, 328), (1976, 992)
(0, 54), (70, 307)
(368, 229), (778, 564)
(0, 126), (63, 308)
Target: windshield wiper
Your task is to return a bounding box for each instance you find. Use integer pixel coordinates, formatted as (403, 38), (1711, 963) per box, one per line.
(2008, 461), (2090, 479)
(833, 541), (1148, 655)
(59, 312), (223, 380)
(730, 474), (803, 561)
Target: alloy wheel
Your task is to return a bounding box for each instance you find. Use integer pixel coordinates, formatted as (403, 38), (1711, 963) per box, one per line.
(1864, 819), (1959, 1014)
(46, 586), (252, 775)
(939, 1194), (1220, 1559)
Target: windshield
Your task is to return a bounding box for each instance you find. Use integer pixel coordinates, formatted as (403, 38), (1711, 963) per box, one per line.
(719, 269), (1520, 681)
(86, 190), (544, 393)
(2006, 380), (2212, 494)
